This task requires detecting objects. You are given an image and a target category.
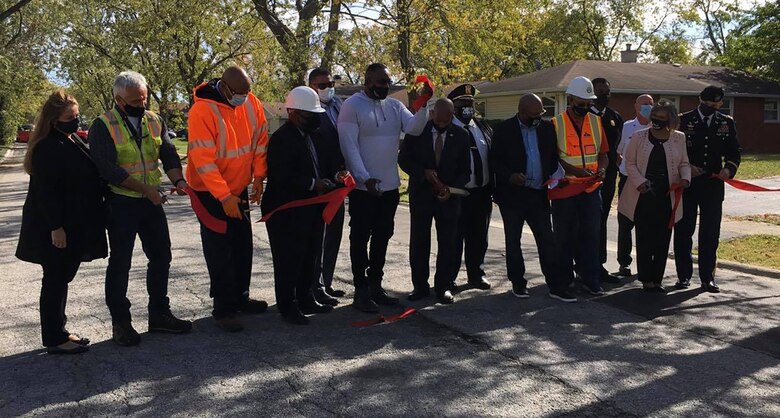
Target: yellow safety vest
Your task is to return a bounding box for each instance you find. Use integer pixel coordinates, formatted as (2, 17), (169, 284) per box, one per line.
(98, 108), (163, 198)
(552, 111), (603, 172)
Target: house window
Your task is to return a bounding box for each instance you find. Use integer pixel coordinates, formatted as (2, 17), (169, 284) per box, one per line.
(765, 100), (780, 121)
(542, 96), (556, 119)
(719, 98), (733, 116)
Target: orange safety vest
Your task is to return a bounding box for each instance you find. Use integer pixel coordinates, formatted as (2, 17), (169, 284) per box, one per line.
(186, 84), (268, 201)
(552, 111), (604, 172)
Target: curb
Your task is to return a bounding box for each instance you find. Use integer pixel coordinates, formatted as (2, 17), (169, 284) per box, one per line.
(669, 252), (780, 279)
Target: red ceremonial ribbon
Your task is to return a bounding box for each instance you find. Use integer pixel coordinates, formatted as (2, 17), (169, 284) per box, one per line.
(667, 183), (685, 230)
(177, 187), (228, 234)
(545, 175), (602, 200)
(411, 75), (434, 112)
(714, 175), (780, 192)
(351, 307), (417, 328)
(259, 174), (356, 224)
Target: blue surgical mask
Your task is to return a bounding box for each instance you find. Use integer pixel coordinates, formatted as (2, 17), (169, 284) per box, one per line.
(639, 104), (652, 119)
(229, 94), (247, 107)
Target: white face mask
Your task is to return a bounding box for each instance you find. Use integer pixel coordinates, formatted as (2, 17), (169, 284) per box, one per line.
(318, 87), (335, 104)
(229, 94), (247, 107)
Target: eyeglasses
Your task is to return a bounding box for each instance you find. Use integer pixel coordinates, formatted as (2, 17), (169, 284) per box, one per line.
(314, 81), (335, 89)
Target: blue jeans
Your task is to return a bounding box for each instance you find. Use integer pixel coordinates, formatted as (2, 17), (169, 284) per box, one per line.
(105, 193), (172, 324)
(551, 190), (602, 291)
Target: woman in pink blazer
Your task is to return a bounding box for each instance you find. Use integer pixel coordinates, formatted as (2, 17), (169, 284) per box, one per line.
(618, 100), (691, 292)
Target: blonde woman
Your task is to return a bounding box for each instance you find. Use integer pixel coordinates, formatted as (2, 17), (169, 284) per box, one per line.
(16, 91), (108, 354)
(618, 100), (691, 292)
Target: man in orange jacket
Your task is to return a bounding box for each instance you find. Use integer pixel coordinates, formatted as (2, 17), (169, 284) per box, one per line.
(187, 66), (269, 332)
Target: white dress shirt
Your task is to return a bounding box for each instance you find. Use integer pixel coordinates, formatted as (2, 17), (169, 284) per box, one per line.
(452, 118), (489, 188)
(617, 117), (649, 176)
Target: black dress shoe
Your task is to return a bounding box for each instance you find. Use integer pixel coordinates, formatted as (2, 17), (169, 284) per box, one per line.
(468, 277), (491, 290)
(352, 287), (379, 313)
(326, 286), (346, 298)
(407, 288), (430, 301)
(239, 298), (269, 314)
(281, 309), (309, 325)
(675, 278), (691, 289)
(601, 270), (622, 284)
(299, 299), (334, 314)
(613, 266), (632, 277)
(511, 281), (529, 298)
(313, 288), (339, 306)
(370, 285), (400, 306)
(642, 284), (667, 293)
(436, 290), (454, 304)
(112, 322), (141, 347)
(702, 281), (721, 293)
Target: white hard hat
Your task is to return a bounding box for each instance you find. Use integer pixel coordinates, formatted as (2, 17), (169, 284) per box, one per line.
(285, 86), (326, 113)
(565, 76), (597, 100)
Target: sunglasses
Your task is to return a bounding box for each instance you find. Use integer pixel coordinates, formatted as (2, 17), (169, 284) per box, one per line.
(314, 81), (335, 89)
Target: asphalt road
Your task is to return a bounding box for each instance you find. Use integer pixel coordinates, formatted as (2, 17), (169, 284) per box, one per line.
(1, 144), (778, 417)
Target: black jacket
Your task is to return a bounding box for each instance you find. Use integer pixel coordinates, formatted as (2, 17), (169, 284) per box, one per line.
(593, 106), (624, 169)
(16, 132), (108, 264)
(490, 117), (560, 207)
(680, 109), (741, 179)
(399, 121), (471, 205)
(261, 121), (344, 214)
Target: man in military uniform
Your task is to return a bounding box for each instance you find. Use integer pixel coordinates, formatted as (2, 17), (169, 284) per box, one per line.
(674, 85), (741, 293)
(449, 84), (493, 290)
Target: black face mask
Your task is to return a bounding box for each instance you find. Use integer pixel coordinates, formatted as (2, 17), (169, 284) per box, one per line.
(572, 105), (590, 117)
(527, 117), (542, 128)
(122, 103), (146, 118)
(699, 103), (716, 116)
(594, 94), (609, 107)
(457, 106), (475, 122)
(56, 118), (80, 134)
(651, 118), (669, 130)
(298, 113), (321, 133)
(370, 86), (389, 100)
(434, 124), (448, 134)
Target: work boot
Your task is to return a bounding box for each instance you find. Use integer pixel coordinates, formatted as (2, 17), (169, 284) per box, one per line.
(369, 283), (399, 306)
(238, 298), (269, 314)
(112, 322), (141, 347)
(148, 311), (193, 334)
(352, 286), (379, 313)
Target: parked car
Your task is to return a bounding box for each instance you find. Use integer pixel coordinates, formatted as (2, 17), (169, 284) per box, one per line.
(16, 124), (34, 143)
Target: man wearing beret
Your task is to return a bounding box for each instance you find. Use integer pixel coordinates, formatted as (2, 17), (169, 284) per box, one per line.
(674, 85), (741, 293)
(448, 84), (493, 291)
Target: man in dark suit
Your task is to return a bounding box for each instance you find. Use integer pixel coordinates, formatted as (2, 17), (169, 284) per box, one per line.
(591, 78), (623, 284)
(262, 86), (349, 325)
(491, 94), (576, 302)
(399, 98), (471, 304)
(308, 67), (346, 306)
(449, 84), (493, 290)
(674, 85), (741, 293)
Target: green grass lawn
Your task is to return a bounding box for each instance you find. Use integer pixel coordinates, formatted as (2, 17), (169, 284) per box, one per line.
(714, 235), (780, 270)
(399, 169), (409, 203)
(173, 138), (188, 158)
(735, 154), (780, 179)
(726, 214), (780, 226)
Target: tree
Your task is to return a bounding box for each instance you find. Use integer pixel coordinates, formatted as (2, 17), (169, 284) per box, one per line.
(720, 1), (780, 81)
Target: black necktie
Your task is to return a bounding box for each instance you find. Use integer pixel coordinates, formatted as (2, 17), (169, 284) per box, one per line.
(465, 126), (484, 187)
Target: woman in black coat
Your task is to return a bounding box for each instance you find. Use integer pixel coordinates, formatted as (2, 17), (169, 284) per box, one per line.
(16, 90), (108, 354)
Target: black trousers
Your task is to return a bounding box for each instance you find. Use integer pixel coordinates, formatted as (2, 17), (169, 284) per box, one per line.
(498, 189), (566, 292)
(106, 194), (172, 324)
(674, 177), (724, 283)
(347, 189), (400, 288)
(40, 255), (81, 347)
(267, 206), (324, 314)
(456, 186), (492, 281)
(314, 203), (345, 290)
(551, 191), (602, 290)
(196, 190), (253, 319)
(409, 196), (461, 293)
(617, 174), (634, 268)
(635, 192), (672, 284)
(600, 166), (618, 266)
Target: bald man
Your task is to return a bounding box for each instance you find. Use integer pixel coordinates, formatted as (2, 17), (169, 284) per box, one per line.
(187, 65), (270, 332)
(614, 94), (654, 276)
(399, 98), (471, 304)
(491, 94), (575, 302)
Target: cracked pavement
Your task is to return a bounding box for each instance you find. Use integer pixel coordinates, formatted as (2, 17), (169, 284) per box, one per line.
(1, 144), (778, 417)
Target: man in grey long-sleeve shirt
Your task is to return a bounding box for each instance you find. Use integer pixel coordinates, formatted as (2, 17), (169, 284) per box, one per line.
(88, 70), (192, 347)
(337, 62), (430, 313)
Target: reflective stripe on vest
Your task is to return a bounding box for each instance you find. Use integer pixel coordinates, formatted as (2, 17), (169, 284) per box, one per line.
(203, 102), (261, 159)
(242, 98), (268, 155)
(553, 112), (602, 171)
(98, 109), (163, 197)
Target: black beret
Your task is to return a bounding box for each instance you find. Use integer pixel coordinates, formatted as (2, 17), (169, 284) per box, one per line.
(700, 85), (725, 102)
(448, 84), (477, 101)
